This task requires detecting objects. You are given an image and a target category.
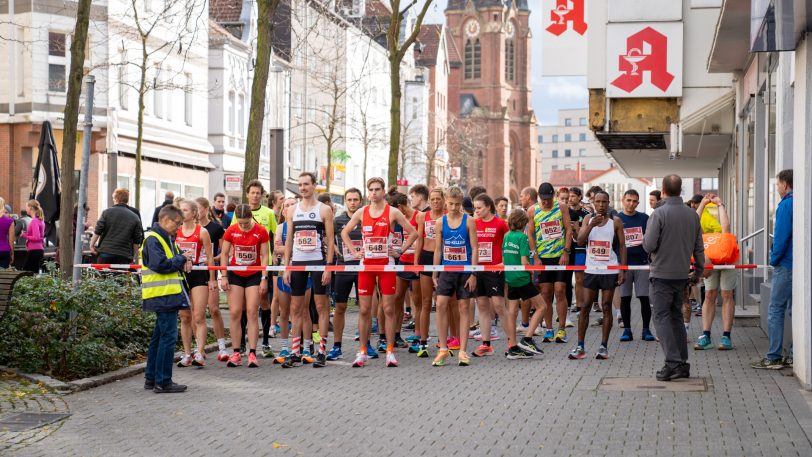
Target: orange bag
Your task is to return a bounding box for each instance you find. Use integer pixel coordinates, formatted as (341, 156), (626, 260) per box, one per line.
(702, 233), (740, 265)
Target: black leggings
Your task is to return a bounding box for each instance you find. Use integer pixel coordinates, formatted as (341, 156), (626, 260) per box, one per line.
(23, 249), (44, 273)
(620, 296), (651, 329)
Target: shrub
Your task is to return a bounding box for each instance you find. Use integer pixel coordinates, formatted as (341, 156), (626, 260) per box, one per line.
(0, 266), (156, 381)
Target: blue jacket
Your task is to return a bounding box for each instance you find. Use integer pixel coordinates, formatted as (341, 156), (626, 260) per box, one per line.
(141, 224), (189, 313)
(770, 192), (793, 269)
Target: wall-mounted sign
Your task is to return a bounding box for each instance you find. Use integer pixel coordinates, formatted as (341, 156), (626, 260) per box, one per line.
(224, 175), (242, 192)
(542, 0), (588, 76)
(606, 22), (683, 98)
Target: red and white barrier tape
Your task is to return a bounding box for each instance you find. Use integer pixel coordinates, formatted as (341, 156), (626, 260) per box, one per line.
(75, 264), (766, 273)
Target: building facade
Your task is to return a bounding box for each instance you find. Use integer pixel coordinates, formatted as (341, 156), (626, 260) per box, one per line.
(537, 108), (610, 180)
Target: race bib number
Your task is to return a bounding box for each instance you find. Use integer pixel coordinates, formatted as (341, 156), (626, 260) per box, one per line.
(342, 240), (363, 262)
(178, 241), (197, 262)
(624, 227), (643, 247)
(425, 221), (436, 239)
(588, 240), (611, 262)
(541, 221), (563, 241)
(235, 245), (257, 266)
(443, 246), (468, 262)
(364, 236), (388, 259)
(391, 232), (403, 249)
(294, 230), (317, 252)
(199, 249), (207, 264)
(478, 242), (493, 263)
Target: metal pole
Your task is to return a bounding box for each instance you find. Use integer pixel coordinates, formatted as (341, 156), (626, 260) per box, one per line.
(72, 75), (95, 288)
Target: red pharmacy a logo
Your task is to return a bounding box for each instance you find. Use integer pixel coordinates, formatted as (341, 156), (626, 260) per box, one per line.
(546, 0), (587, 36)
(611, 27), (675, 93)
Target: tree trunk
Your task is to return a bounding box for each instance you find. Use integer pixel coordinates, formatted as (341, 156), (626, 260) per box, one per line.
(243, 0), (279, 201)
(135, 42), (148, 210)
(57, 0), (92, 276)
(387, 56), (401, 186)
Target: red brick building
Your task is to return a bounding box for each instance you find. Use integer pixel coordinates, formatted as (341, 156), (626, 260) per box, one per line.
(445, 0), (538, 202)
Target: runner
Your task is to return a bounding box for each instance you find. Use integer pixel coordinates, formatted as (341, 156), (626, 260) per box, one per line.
(568, 187), (590, 322)
(281, 172), (335, 369)
(431, 186), (478, 367)
(517, 186), (540, 336)
(527, 182), (573, 344)
(343, 178), (417, 368)
(219, 204), (270, 368)
(616, 190), (655, 342)
(413, 188), (446, 358)
(495, 196), (509, 220)
(502, 209), (545, 359)
(390, 192), (421, 352)
(328, 188), (365, 361)
(570, 191), (626, 360)
(175, 200), (217, 368)
(195, 197), (229, 361)
(471, 193), (510, 357)
(268, 189), (285, 338)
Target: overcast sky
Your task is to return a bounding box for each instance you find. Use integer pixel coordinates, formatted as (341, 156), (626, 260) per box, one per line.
(422, 0), (586, 126)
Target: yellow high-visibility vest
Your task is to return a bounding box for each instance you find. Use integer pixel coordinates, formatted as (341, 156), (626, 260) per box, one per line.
(139, 232), (183, 300)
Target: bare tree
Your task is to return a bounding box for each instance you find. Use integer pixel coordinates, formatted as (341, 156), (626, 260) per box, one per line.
(447, 114), (488, 187)
(57, 0), (92, 276)
(349, 90), (388, 195)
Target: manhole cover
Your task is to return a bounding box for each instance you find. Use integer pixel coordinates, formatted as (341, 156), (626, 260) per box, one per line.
(598, 377), (707, 392)
(0, 412), (70, 432)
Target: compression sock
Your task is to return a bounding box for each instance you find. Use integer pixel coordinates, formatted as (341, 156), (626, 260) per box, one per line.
(639, 297), (652, 328)
(291, 337), (301, 355)
(261, 309), (271, 345)
(319, 337), (327, 354)
(620, 296), (633, 329)
(304, 339), (313, 353)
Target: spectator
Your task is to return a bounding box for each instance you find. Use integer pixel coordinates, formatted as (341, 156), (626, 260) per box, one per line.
(643, 174), (704, 381)
(0, 198), (15, 268)
(151, 191), (175, 226)
(752, 169), (793, 370)
(495, 196), (509, 219)
(212, 193), (232, 227)
(21, 200), (45, 273)
(14, 210), (31, 247)
(90, 188), (145, 264)
(649, 190), (662, 210)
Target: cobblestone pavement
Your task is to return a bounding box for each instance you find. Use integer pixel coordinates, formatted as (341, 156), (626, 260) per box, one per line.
(0, 373), (70, 454)
(7, 302), (812, 457)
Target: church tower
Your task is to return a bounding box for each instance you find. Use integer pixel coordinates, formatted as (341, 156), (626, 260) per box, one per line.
(445, 0), (537, 202)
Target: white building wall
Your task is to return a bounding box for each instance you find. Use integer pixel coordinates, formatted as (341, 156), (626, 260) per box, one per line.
(401, 77), (429, 186)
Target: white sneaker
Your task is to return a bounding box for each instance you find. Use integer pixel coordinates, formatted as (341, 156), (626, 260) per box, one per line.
(533, 326), (544, 336)
(469, 328), (481, 339)
(516, 324), (529, 333)
(217, 349), (229, 361)
(385, 352), (398, 367)
(565, 318), (574, 328)
(352, 352), (368, 368)
(177, 353), (192, 367)
(192, 352), (205, 367)
(490, 328), (500, 340)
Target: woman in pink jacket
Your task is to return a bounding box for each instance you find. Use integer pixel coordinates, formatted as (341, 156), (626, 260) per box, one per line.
(21, 200), (45, 273)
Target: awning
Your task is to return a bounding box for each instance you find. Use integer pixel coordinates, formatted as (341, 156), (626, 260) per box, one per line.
(707, 0), (753, 73)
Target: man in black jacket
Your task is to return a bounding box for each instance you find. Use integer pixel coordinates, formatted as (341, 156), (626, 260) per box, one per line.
(90, 188), (144, 264)
(151, 191), (175, 226)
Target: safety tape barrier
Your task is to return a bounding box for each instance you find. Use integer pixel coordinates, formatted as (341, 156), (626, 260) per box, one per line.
(76, 264), (766, 273)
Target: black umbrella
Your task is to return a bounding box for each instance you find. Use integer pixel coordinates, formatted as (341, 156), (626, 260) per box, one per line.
(31, 120), (62, 245)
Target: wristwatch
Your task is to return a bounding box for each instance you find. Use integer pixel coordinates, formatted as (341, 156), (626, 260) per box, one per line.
(563, 248), (571, 254)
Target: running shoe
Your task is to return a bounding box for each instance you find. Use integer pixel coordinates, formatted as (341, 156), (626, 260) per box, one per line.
(689, 299), (699, 311)
(596, 346), (609, 360)
(432, 349), (450, 367)
(506, 346), (533, 360)
(448, 337), (461, 350)
(592, 302), (601, 312)
(417, 346), (430, 358)
(354, 331), (360, 342)
(469, 328), (482, 339)
(408, 343), (420, 353)
(301, 350), (314, 364)
(516, 323), (529, 333)
(642, 329), (657, 342)
(403, 320), (416, 330)
(405, 334), (420, 343)
(617, 315), (624, 328)
(565, 318), (574, 328)
(192, 352), (205, 367)
(403, 311), (412, 321)
(469, 321), (480, 331)
(274, 323), (281, 334)
(619, 329), (633, 342)
(217, 350), (229, 362)
(313, 352), (327, 368)
(177, 354), (192, 368)
(568, 346), (586, 360)
(489, 328), (500, 340)
(376, 339), (388, 353)
(326, 346), (343, 361)
(518, 338), (543, 355)
(542, 329), (554, 343)
(555, 329), (568, 344)
(473, 344), (494, 357)
(718, 336), (733, 351)
(366, 342), (379, 358)
(751, 358), (784, 370)
(274, 348), (290, 364)
(458, 351), (470, 366)
(694, 335), (714, 350)
(395, 335), (408, 349)
(352, 352), (368, 368)
(248, 352), (259, 368)
(261, 344), (275, 358)
(592, 317), (604, 327)
(280, 353), (301, 368)
(268, 326), (277, 338)
(371, 321), (379, 334)
(385, 352), (398, 368)
(227, 352), (243, 367)
(534, 326), (544, 336)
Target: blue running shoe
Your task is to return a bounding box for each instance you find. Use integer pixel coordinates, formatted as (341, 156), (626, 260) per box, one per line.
(377, 339), (388, 353)
(366, 342), (379, 358)
(619, 328), (633, 342)
(371, 320), (379, 334)
(274, 323), (281, 334)
(405, 334), (420, 343)
(542, 329), (554, 343)
(408, 343), (420, 353)
(642, 329), (657, 341)
(718, 335), (733, 350)
(326, 346), (343, 361)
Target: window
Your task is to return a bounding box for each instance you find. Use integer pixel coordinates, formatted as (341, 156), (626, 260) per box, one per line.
(552, 134), (559, 143)
(153, 65), (163, 118)
(551, 165), (558, 171)
(161, 182), (182, 197)
(48, 32), (67, 92)
(564, 133), (572, 142)
(464, 39), (481, 79)
(227, 91), (235, 134)
(564, 164), (572, 170)
(184, 74), (192, 126)
(579, 149), (586, 157)
(140, 179), (157, 228)
(551, 150), (558, 158)
(504, 39), (514, 81)
(538, 135), (543, 143)
(579, 117), (587, 126)
(564, 118), (572, 126)
(700, 178), (719, 190)
(184, 185), (204, 199)
(579, 133), (587, 142)
(564, 149), (571, 157)
(238, 94), (245, 137)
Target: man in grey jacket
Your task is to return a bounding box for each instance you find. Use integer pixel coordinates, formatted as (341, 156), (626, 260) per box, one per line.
(643, 175), (705, 381)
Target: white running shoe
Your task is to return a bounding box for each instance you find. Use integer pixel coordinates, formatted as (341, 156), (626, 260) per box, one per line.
(352, 352), (368, 368)
(385, 352), (398, 367)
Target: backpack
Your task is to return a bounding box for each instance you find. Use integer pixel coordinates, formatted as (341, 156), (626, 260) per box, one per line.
(702, 233), (739, 265)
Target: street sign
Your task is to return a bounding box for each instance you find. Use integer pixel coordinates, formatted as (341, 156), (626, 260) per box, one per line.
(225, 175), (242, 192)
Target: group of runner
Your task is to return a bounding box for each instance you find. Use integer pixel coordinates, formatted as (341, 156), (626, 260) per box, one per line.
(166, 171), (678, 370)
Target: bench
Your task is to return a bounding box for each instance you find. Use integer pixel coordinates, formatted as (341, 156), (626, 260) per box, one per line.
(0, 270), (33, 321)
